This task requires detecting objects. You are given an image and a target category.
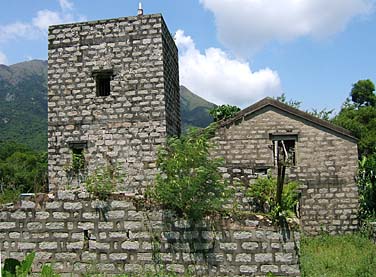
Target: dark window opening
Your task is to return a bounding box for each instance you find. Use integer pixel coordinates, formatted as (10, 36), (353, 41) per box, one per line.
(270, 134), (297, 166)
(92, 70), (113, 97)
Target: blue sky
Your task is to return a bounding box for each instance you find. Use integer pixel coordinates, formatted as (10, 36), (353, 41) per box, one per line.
(0, 0), (375, 112)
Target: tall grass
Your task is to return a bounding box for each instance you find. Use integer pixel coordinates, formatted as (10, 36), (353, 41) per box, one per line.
(300, 233), (376, 277)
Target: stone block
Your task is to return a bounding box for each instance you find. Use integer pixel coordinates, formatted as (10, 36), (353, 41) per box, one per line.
(121, 241), (139, 250)
(255, 253), (273, 263)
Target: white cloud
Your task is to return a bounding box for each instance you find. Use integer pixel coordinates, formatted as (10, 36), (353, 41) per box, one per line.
(0, 22), (36, 42)
(59, 0), (74, 11)
(175, 30), (281, 108)
(0, 51), (8, 64)
(32, 10), (68, 31)
(201, 0), (374, 55)
(0, 0), (82, 42)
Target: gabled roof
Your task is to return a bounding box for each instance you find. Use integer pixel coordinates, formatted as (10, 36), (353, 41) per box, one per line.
(219, 97), (357, 142)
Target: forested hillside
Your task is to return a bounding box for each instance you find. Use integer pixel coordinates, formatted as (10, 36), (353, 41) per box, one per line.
(0, 60), (47, 151)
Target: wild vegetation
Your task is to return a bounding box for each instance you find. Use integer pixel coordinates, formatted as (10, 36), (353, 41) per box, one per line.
(300, 233), (376, 277)
(209, 104), (241, 122)
(333, 79), (376, 219)
(0, 141), (47, 203)
(247, 176), (299, 220)
(148, 126), (231, 221)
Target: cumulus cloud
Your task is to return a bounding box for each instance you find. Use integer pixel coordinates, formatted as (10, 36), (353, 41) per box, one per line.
(0, 0), (83, 42)
(175, 30), (281, 108)
(201, 0), (374, 55)
(0, 51), (8, 65)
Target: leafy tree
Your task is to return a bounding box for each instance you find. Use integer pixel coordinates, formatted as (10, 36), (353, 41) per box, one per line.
(351, 79), (376, 108)
(149, 127), (230, 221)
(209, 104), (240, 122)
(0, 141), (47, 201)
(333, 79), (376, 219)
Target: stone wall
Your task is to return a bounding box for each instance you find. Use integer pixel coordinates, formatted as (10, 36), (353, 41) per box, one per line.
(210, 106), (359, 234)
(47, 14), (180, 193)
(0, 192), (300, 276)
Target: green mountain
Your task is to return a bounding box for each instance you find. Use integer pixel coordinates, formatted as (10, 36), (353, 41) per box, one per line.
(180, 85), (215, 131)
(0, 60), (47, 151)
(0, 61), (214, 151)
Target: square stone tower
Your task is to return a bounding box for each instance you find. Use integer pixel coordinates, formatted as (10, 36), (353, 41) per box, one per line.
(47, 13), (180, 192)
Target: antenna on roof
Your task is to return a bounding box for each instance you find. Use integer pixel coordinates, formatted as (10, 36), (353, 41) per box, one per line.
(138, 2), (143, 16)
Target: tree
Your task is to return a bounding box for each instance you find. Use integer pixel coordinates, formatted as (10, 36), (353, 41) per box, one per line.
(333, 79), (376, 218)
(351, 79), (376, 108)
(0, 141), (47, 201)
(209, 104), (241, 122)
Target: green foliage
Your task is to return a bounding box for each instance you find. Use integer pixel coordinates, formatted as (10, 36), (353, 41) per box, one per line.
(309, 108), (334, 121)
(300, 233), (376, 277)
(64, 150), (87, 187)
(247, 177), (299, 218)
(84, 162), (124, 200)
(333, 79), (376, 219)
(16, 252), (35, 277)
(333, 101), (376, 156)
(275, 93), (302, 109)
(3, 258), (21, 276)
(41, 265), (61, 277)
(357, 155), (376, 218)
(0, 141), (47, 200)
(2, 251), (35, 277)
(351, 79), (376, 108)
(209, 104), (241, 122)
(149, 127), (230, 221)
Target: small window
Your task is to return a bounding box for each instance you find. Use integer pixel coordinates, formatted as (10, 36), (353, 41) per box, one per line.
(270, 134), (297, 166)
(92, 70), (113, 97)
(68, 142), (87, 175)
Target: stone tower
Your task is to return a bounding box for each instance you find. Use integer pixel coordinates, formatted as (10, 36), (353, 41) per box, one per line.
(47, 13), (180, 192)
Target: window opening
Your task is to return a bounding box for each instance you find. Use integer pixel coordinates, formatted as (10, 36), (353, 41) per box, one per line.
(92, 70), (113, 97)
(67, 142), (87, 185)
(270, 134), (297, 166)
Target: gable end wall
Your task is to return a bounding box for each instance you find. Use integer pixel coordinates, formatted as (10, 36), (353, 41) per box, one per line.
(210, 107), (359, 234)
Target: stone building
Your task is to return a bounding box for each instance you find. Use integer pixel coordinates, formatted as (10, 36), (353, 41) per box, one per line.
(47, 13), (180, 192)
(211, 98), (359, 234)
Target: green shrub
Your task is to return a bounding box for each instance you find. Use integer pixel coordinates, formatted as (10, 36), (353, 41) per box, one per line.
(2, 251), (35, 277)
(149, 127), (230, 221)
(209, 104), (240, 122)
(247, 176), (299, 217)
(357, 154), (376, 219)
(84, 163), (124, 200)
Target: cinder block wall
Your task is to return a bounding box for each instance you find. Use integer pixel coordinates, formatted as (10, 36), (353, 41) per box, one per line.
(210, 107), (359, 234)
(0, 193), (300, 276)
(47, 14), (180, 192)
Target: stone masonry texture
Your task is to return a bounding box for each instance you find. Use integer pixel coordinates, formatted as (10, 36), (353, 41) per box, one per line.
(210, 106), (359, 235)
(47, 14), (180, 192)
(0, 192), (300, 276)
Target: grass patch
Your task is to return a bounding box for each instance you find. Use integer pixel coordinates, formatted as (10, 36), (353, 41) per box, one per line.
(300, 233), (376, 277)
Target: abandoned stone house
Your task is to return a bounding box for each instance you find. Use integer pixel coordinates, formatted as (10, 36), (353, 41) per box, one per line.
(46, 11), (359, 235)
